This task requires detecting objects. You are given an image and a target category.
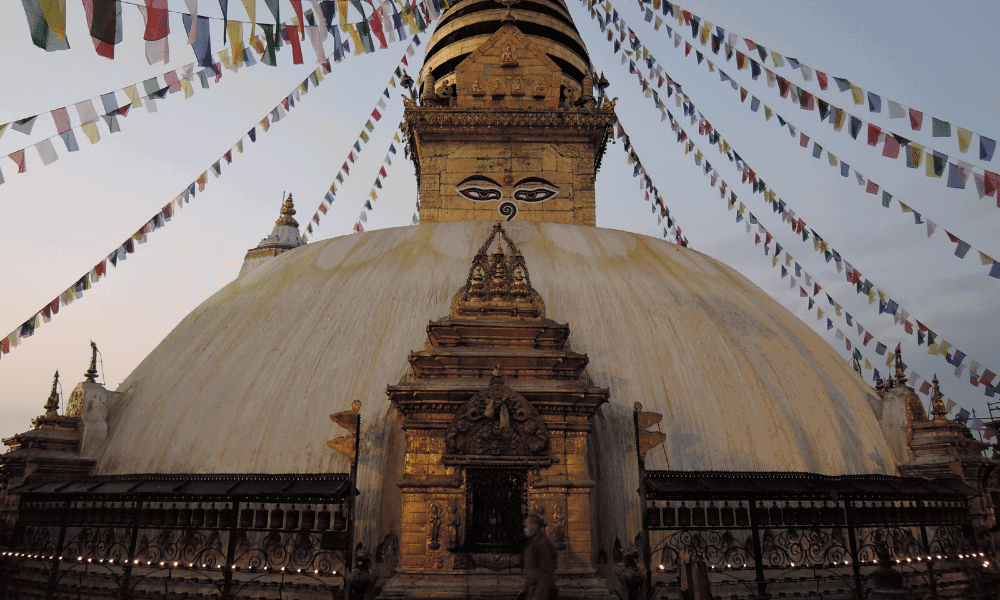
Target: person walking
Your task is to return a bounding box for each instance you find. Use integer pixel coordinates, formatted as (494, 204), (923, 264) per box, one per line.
(519, 513), (558, 600)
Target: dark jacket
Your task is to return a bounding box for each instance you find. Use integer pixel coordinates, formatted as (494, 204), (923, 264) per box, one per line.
(523, 531), (557, 600)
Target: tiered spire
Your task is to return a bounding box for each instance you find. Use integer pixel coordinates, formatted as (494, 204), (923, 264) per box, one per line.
(42, 370), (60, 419)
(84, 341), (98, 383)
(275, 193), (299, 228)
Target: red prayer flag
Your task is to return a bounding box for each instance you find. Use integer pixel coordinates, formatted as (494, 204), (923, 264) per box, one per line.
(223, 150), (232, 164)
(744, 38), (757, 51)
(9, 150), (25, 173)
(319, 204), (328, 215)
(736, 51), (745, 69)
(919, 380), (932, 395)
(685, 42), (692, 57)
(866, 181), (879, 194)
(96, 260), (107, 276)
(0, 337), (8, 355)
(909, 108), (923, 131)
(867, 124), (881, 146)
(800, 132), (809, 148)
(816, 70), (828, 90)
(740, 87), (748, 102)
(984, 170), (999, 197)
(765, 232), (772, 245)
(282, 98), (290, 111)
(372, 108), (382, 121)
(143, 0), (170, 41)
(401, 55), (408, 66)
(379, 166), (387, 178)
(290, 0), (305, 39)
(52, 107), (72, 133)
(981, 369), (997, 386)
(882, 134), (901, 159)
(863, 332), (873, 346)
(285, 24), (304, 64)
(755, 234), (761, 245)
(814, 283), (821, 296)
(313, 212), (320, 223)
(904, 320), (913, 334)
(800, 287), (807, 297)
(49, 298), (60, 315)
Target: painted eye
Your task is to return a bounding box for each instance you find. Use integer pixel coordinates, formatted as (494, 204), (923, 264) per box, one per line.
(513, 187), (557, 202)
(457, 186), (502, 201)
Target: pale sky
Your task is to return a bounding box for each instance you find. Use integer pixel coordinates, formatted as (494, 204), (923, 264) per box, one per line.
(1, 0), (998, 445)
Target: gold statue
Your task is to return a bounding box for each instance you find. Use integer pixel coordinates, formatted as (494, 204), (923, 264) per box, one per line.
(511, 78), (525, 96)
(491, 78), (505, 96)
(500, 43), (518, 67)
(472, 78), (485, 96)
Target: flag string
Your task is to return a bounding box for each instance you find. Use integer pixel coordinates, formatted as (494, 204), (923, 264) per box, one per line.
(610, 112), (689, 246)
(0, 41), (361, 360)
(648, 77), (1000, 398)
(639, 0), (1000, 208)
(586, 0), (1000, 274)
(301, 31), (429, 239)
(603, 0), (997, 165)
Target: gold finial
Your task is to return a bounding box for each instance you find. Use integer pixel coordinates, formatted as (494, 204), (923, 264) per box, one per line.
(43, 370), (60, 418)
(85, 341), (99, 383)
(930, 375), (948, 419)
(275, 193), (299, 228)
(497, 0), (519, 21)
(893, 344), (907, 386)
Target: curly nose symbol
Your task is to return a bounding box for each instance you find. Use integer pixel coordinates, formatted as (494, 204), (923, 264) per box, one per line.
(498, 201), (517, 221)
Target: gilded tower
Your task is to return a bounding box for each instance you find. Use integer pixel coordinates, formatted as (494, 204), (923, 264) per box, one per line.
(404, 0), (614, 225)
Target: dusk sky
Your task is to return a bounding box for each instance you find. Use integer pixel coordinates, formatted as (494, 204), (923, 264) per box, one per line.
(1, 0), (997, 442)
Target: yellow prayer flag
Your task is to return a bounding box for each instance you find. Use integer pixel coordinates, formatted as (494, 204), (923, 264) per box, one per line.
(817, 308), (824, 320)
(722, 140), (731, 153)
(908, 143), (924, 167)
(181, 78), (194, 98)
(868, 289), (876, 304)
(785, 253), (793, 266)
(81, 121), (100, 145)
(390, 77), (396, 87)
(260, 116), (269, 131)
(393, 132), (400, 142)
(827, 151), (838, 167)
(833, 108), (846, 131)
(886, 352), (893, 367)
(695, 150), (703, 162)
(957, 127), (973, 153)
(835, 303), (842, 316)
(979, 251), (994, 266)
(877, 290), (886, 304)
(820, 241), (829, 253)
(771, 52), (784, 67)
(240, 0), (256, 37)
(699, 25), (710, 45)
(774, 254), (780, 268)
(219, 48), (232, 69)
(925, 152), (941, 178)
(299, 82), (308, 96)
(850, 85), (864, 105)
(813, 238), (821, 251)
(315, 67), (324, 82)
(124, 85), (142, 108)
(370, 189), (378, 200)
(899, 202), (912, 213)
(865, 359), (871, 370)
(41, 0), (67, 39)
(228, 21), (245, 68)
(235, 139), (244, 153)
(707, 61), (715, 72)
(738, 202), (746, 215)
(764, 106), (773, 121)
(945, 399), (956, 413)
(934, 340), (952, 357)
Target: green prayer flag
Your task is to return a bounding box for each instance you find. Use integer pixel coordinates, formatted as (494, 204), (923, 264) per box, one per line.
(955, 240), (971, 258)
(375, 179), (382, 189)
(812, 143), (823, 159)
(917, 331), (925, 345)
(881, 191), (892, 208)
(927, 331), (937, 346)
(876, 343), (887, 356)
(932, 118), (951, 138)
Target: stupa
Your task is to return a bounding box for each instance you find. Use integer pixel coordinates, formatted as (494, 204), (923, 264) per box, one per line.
(2, 0), (996, 598)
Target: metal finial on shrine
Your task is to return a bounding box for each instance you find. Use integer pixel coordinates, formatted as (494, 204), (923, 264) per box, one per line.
(43, 370), (60, 418)
(496, 0), (519, 21)
(597, 71), (610, 105)
(930, 375), (948, 419)
(893, 344), (907, 387)
(275, 192), (299, 228)
(85, 341), (99, 383)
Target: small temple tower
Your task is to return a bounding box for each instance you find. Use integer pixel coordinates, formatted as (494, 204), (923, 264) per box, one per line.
(239, 193), (303, 276)
(403, 0), (613, 225)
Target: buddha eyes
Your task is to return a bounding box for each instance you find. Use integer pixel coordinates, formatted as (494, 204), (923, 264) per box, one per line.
(513, 187), (558, 202)
(457, 186), (502, 201)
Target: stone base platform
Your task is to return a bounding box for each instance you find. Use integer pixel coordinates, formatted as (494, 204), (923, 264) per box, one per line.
(377, 569), (618, 599)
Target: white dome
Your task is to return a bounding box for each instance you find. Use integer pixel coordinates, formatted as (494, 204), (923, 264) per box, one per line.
(97, 221), (895, 543)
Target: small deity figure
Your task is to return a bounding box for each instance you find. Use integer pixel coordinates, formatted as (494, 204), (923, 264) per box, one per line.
(428, 503), (442, 550)
(511, 78), (525, 96)
(550, 502), (567, 550)
(446, 503), (461, 551)
(532, 82), (546, 99)
(501, 43), (518, 67)
(561, 86), (577, 109)
(472, 78), (485, 96)
(441, 84), (457, 107)
(491, 78), (505, 96)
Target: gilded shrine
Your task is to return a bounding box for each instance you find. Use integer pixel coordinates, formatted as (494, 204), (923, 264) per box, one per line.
(382, 224), (615, 598)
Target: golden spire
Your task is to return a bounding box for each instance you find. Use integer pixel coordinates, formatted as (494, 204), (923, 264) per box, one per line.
(930, 375), (948, 419)
(43, 370), (60, 419)
(85, 341), (98, 383)
(275, 193), (299, 228)
(490, 363), (506, 386)
(893, 344), (907, 387)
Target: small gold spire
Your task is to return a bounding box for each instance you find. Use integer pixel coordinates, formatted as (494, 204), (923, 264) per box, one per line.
(893, 344), (907, 387)
(490, 363), (505, 386)
(275, 193), (299, 228)
(85, 341), (98, 383)
(43, 370), (60, 418)
(930, 375), (948, 419)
